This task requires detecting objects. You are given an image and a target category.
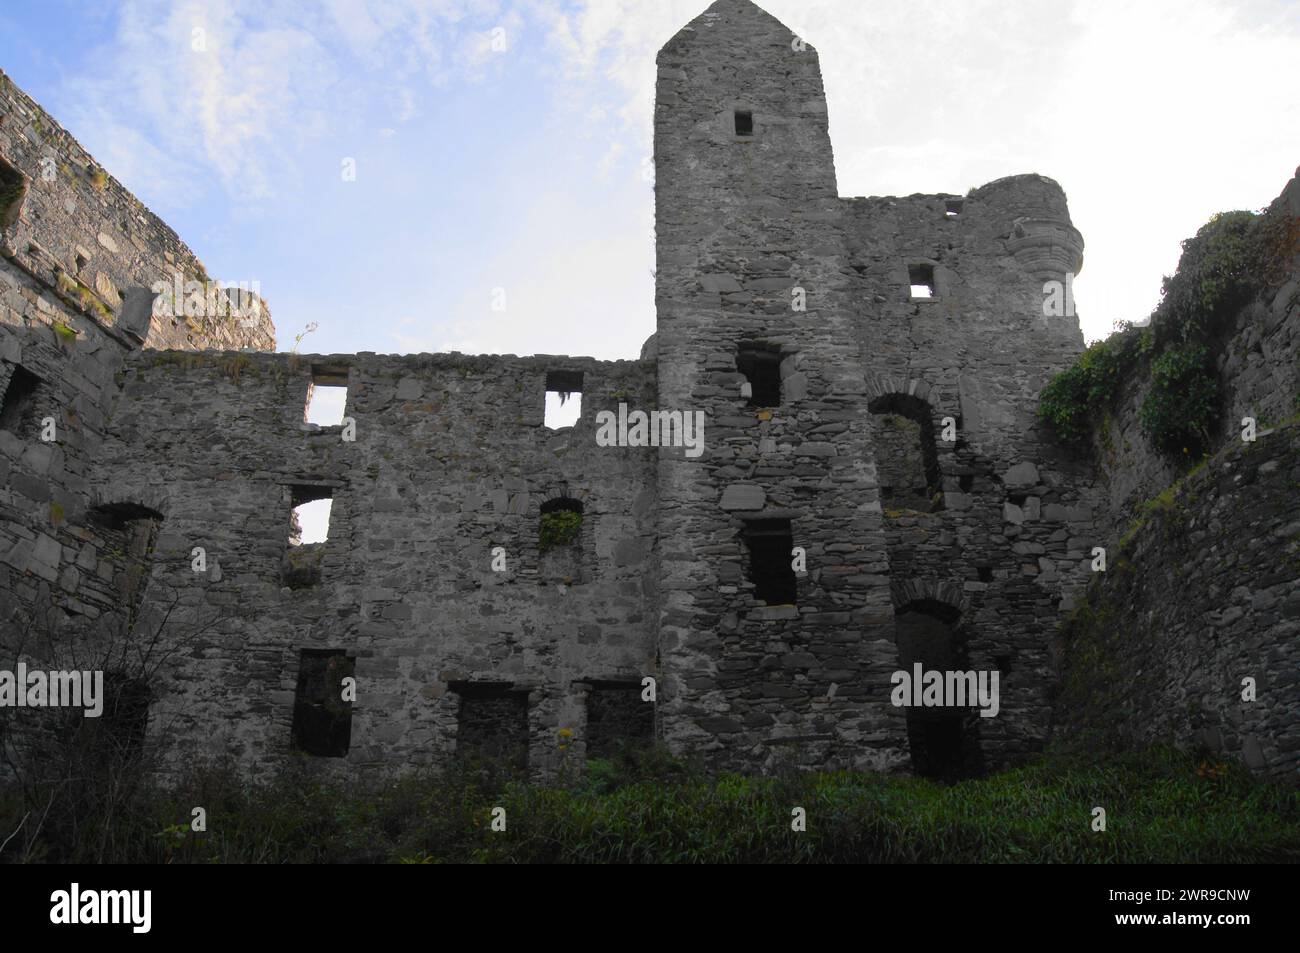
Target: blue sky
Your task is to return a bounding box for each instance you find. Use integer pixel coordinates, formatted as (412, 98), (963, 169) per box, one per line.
(1, 0), (1298, 367)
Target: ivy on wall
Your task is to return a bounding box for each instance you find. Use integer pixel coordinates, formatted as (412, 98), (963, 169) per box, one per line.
(1038, 205), (1300, 462)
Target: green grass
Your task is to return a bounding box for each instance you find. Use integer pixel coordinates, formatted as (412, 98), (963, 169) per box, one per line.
(5, 747), (1294, 863)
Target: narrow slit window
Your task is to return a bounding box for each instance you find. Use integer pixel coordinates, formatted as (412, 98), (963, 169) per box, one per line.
(544, 369), (583, 430)
(734, 110), (753, 137)
(305, 365), (348, 426)
(742, 518), (798, 606)
(0, 365), (44, 437)
(909, 264), (936, 299)
(290, 649), (355, 757)
(736, 343), (781, 407)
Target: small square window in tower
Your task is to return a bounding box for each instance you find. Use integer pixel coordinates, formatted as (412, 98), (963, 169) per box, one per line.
(585, 682), (654, 758)
(290, 650), (355, 757)
(742, 518), (798, 605)
(305, 364), (348, 426)
(736, 343), (781, 407)
(909, 264), (936, 299)
(0, 365), (45, 438)
(454, 683), (530, 773)
(734, 110), (754, 137)
(544, 369), (583, 429)
(944, 198), (964, 218)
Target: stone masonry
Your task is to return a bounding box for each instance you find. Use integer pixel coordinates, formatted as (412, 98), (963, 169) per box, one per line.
(1, 0), (1295, 783)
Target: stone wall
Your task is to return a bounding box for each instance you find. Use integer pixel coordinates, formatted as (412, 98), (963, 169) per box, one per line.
(0, 65), (276, 764)
(86, 349), (658, 777)
(1055, 422), (1300, 779)
(1051, 170), (1300, 780)
(650, 0), (1093, 774)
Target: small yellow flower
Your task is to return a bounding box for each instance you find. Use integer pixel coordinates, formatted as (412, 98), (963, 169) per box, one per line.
(558, 727), (573, 739)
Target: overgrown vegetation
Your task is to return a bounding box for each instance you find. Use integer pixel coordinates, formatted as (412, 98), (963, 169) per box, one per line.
(538, 510), (582, 552)
(2, 745), (1295, 864)
(1038, 205), (1300, 461)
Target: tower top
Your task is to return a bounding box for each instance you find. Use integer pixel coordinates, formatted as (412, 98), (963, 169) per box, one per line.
(658, 0), (816, 63)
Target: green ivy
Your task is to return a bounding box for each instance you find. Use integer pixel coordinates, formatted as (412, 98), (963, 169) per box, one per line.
(1139, 344), (1218, 458)
(1038, 203), (1298, 461)
(538, 509), (582, 552)
(1036, 323), (1148, 446)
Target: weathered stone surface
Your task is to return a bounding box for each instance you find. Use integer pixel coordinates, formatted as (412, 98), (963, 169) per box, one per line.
(719, 484), (765, 511)
(0, 0), (1293, 787)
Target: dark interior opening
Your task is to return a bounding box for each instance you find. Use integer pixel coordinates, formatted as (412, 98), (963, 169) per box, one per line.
(734, 109), (753, 136)
(869, 393), (943, 510)
(585, 682), (654, 758)
(736, 343), (781, 407)
(742, 518), (797, 605)
(0, 365), (43, 436)
(290, 649), (355, 757)
(894, 600), (982, 783)
(453, 682), (529, 773)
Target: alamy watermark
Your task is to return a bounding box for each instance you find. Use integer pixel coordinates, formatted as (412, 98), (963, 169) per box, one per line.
(151, 273), (263, 327)
(595, 403), (705, 458)
(0, 664), (104, 717)
(890, 664), (1000, 718)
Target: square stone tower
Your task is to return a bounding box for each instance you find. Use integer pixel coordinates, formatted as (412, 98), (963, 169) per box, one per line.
(653, 0), (908, 772)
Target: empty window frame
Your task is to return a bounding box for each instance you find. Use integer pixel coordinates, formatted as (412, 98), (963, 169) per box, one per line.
(454, 683), (529, 772)
(0, 365), (44, 437)
(736, 343), (782, 407)
(869, 393), (943, 510)
(585, 682), (654, 758)
(539, 496), (582, 550)
(893, 600), (981, 781)
(734, 109), (754, 137)
(0, 155), (28, 228)
(305, 365), (348, 426)
(284, 485), (333, 588)
(544, 369), (583, 430)
(290, 649), (355, 757)
(909, 264), (936, 299)
(944, 198), (964, 218)
(741, 518), (798, 605)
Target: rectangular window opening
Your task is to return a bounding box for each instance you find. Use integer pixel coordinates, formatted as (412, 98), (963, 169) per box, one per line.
(734, 110), (753, 137)
(290, 649), (355, 757)
(584, 681), (654, 759)
(909, 264), (936, 299)
(453, 682), (530, 773)
(544, 369), (583, 430)
(736, 343), (782, 407)
(0, 155), (29, 227)
(305, 365), (348, 426)
(742, 518), (798, 605)
(284, 485), (333, 588)
(944, 198), (964, 218)
(0, 365), (44, 437)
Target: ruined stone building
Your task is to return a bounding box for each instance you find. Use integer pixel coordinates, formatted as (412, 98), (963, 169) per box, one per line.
(1, 0), (1296, 783)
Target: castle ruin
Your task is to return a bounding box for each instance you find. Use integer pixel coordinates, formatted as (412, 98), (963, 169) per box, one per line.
(1, 0), (1296, 784)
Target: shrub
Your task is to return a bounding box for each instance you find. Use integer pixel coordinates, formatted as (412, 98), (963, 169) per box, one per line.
(1038, 203), (1298, 461)
(1139, 344), (1218, 458)
(1036, 323), (1147, 446)
(538, 509), (582, 551)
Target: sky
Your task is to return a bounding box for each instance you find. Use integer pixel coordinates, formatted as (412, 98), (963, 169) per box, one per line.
(1, 0), (1296, 359)
(2, 0), (1297, 536)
